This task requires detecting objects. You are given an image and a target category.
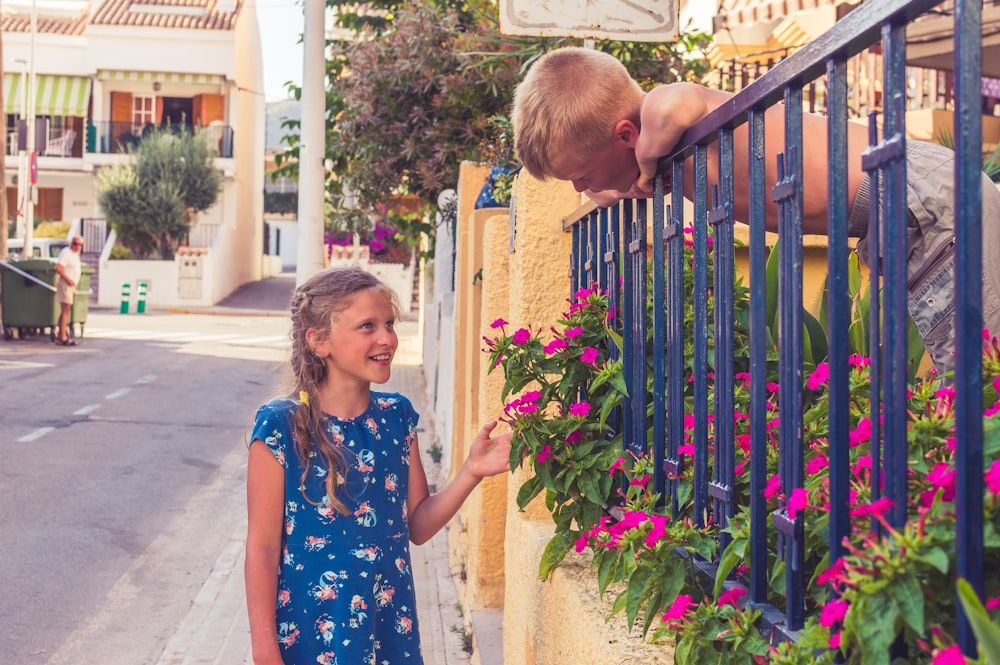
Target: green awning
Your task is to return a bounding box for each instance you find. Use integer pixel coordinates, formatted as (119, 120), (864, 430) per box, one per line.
(97, 70), (225, 85)
(3, 74), (92, 117)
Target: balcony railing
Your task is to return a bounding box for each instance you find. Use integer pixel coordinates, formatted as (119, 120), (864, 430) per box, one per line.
(565, 0), (987, 655)
(88, 121), (235, 158)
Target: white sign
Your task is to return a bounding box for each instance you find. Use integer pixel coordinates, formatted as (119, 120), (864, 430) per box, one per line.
(500, 0), (679, 42)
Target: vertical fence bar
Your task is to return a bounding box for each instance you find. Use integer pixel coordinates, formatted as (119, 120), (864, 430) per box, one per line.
(585, 210), (599, 288)
(710, 128), (736, 554)
(666, 159), (686, 518)
(570, 220), (581, 295)
(826, 56), (851, 566)
(606, 205), (622, 360)
(693, 145), (710, 527)
(954, 0), (985, 653)
(597, 208), (610, 294)
(881, 22), (910, 531)
(775, 85), (805, 631)
(629, 202), (649, 456)
(653, 175), (667, 502)
(748, 107), (769, 605)
(863, 112), (884, 518)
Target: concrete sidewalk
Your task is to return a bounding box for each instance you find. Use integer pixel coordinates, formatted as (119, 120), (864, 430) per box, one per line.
(153, 275), (473, 665)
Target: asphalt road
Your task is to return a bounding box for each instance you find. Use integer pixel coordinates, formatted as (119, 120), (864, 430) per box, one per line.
(0, 310), (290, 664)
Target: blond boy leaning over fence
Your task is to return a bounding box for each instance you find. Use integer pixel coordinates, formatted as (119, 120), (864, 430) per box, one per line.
(512, 46), (1000, 374)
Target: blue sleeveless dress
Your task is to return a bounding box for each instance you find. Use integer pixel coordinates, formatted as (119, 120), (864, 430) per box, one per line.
(250, 393), (423, 665)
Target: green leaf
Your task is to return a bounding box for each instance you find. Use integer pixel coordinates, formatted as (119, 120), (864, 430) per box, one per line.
(887, 573), (925, 636)
(515, 476), (543, 510)
(538, 533), (571, 581)
(844, 593), (898, 665)
(957, 578), (1000, 665)
(625, 565), (655, 629)
(597, 551), (620, 596)
(765, 240), (780, 337)
(714, 542), (743, 598)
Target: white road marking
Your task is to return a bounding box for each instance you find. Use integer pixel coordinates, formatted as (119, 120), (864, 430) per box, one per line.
(74, 404), (102, 416)
(105, 388), (132, 400)
(18, 427), (54, 442)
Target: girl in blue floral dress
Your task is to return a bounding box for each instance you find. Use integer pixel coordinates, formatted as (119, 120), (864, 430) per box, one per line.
(245, 267), (511, 665)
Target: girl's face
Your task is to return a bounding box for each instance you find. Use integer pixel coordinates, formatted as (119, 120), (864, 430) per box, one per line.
(311, 288), (398, 388)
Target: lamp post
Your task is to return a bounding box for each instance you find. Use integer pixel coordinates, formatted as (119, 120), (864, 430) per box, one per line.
(24, 0), (37, 256)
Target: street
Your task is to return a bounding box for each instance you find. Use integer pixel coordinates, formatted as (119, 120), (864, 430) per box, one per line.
(0, 310), (290, 664)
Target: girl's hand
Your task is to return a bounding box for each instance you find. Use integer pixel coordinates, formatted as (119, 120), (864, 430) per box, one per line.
(465, 420), (512, 479)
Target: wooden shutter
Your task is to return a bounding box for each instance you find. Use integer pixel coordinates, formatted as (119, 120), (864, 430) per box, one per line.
(36, 188), (64, 221)
(110, 91), (133, 124)
(193, 93), (224, 125)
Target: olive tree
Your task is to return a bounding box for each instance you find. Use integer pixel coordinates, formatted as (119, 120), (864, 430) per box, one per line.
(98, 129), (221, 259)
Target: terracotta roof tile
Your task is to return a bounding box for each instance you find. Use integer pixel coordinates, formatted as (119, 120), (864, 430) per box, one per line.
(0, 11), (88, 36)
(90, 0), (241, 30)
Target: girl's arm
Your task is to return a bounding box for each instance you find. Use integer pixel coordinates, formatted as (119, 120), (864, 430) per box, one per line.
(407, 420), (512, 546)
(245, 440), (286, 665)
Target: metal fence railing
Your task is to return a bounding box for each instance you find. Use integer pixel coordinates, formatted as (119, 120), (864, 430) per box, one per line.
(564, 0), (986, 653)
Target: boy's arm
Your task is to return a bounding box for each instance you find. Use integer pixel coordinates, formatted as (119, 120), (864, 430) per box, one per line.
(634, 82), (712, 192)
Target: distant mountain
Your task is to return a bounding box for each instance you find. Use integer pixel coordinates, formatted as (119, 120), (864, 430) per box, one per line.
(266, 99), (301, 150)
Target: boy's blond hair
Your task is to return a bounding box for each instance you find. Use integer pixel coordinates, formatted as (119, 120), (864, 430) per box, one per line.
(513, 47), (644, 180)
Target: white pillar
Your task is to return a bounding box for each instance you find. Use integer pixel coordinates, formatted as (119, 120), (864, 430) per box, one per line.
(295, 0), (327, 285)
(24, 0), (37, 256)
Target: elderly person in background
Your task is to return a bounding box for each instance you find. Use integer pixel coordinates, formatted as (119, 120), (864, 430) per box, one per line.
(53, 236), (83, 346)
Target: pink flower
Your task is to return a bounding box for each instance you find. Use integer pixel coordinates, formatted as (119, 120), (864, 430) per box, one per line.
(609, 458), (626, 475)
(817, 558), (846, 586)
(574, 287), (593, 301)
(987, 596), (1000, 611)
(819, 599), (849, 627)
(925, 463), (957, 502)
(735, 372), (751, 385)
(662, 594), (695, 622)
(806, 456), (829, 475)
(787, 488), (809, 521)
(564, 430), (583, 445)
(807, 362), (830, 390)
(522, 390), (542, 402)
(849, 417), (872, 447)
(564, 326), (583, 339)
(574, 535), (589, 553)
(764, 474), (781, 499)
(644, 514), (669, 548)
(518, 402), (539, 414)
(717, 587), (746, 608)
(512, 328), (531, 345)
(849, 354), (871, 368)
(932, 645), (967, 665)
(850, 496), (894, 518)
(536, 444), (552, 463)
(829, 630), (842, 649)
(544, 338), (568, 355)
(630, 475), (651, 487)
(678, 444), (695, 456)
(986, 461), (1000, 495)
(580, 347), (600, 365)
(490, 318), (508, 329)
(766, 382), (780, 393)
(569, 401), (591, 417)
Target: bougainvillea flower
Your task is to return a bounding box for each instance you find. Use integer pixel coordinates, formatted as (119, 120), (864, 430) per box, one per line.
(512, 328), (531, 345)
(931, 645), (967, 665)
(490, 318), (508, 329)
(717, 587), (746, 608)
(580, 347), (600, 365)
(569, 401), (591, 417)
(564, 326), (583, 339)
(536, 444), (552, 463)
(819, 598), (849, 627)
(661, 594), (696, 622)
(807, 362), (830, 390)
(544, 338), (568, 355)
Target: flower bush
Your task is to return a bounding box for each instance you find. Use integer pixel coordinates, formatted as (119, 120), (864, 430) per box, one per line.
(485, 230), (1000, 664)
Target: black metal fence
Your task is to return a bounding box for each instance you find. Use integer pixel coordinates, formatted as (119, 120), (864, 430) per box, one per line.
(565, 0), (985, 652)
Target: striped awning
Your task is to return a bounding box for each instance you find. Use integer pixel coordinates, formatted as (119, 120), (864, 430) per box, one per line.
(97, 70), (225, 85)
(3, 74), (92, 117)
(714, 0), (840, 30)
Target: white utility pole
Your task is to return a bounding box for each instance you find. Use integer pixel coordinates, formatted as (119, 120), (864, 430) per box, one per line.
(295, 0), (327, 285)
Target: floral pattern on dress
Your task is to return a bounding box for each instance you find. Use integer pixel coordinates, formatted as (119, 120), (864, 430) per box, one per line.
(251, 392), (422, 664)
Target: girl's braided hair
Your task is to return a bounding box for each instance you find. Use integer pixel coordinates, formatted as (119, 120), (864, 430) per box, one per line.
(288, 267), (398, 515)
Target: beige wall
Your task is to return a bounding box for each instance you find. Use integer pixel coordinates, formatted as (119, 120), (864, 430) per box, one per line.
(447, 167), (840, 664)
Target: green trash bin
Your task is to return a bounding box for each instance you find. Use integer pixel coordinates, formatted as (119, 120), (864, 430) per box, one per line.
(0, 259), (92, 340)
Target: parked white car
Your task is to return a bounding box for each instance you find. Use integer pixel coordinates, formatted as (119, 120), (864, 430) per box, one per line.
(5, 238), (70, 260)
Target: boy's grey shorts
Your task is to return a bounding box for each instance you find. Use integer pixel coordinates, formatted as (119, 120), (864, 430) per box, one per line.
(847, 139), (1000, 374)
